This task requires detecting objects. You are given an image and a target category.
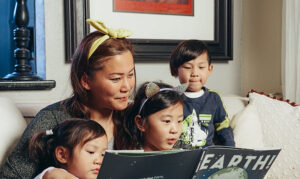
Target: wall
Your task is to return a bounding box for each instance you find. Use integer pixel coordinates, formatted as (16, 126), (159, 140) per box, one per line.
(0, 0), (243, 107)
(241, 0), (282, 95)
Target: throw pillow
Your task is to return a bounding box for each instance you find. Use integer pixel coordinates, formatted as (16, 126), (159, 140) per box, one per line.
(248, 92), (300, 179)
(230, 103), (264, 148)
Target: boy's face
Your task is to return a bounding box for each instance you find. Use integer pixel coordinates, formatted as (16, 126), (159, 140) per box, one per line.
(177, 52), (213, 92)
(66, 135), (108, 179)
(142, 102), (183, 151)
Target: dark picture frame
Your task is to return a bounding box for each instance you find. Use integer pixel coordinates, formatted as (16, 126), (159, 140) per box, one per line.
(64, 0), (233, 62)
(64, 0), (90, 62)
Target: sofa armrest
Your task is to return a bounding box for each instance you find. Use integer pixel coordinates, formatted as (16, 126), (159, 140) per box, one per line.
(0, 97), (27, 166)
(16, 103), (49, 123)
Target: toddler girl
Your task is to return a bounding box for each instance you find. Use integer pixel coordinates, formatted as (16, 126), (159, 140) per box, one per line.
(29, 118), (107, 179)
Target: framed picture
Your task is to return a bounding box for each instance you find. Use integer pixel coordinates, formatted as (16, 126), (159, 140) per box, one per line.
(64, 0), (232, 62)
(63, 0), (90, 62)
(113, 0), (194, 16)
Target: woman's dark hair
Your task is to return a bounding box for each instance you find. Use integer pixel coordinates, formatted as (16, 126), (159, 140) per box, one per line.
(169, 40), (211, 77)
(29, 118), (106, 169)
(116, 81), (184, 149)
(64, 31), (134, 118)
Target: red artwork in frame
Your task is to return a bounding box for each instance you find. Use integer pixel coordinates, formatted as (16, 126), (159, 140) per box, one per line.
(113, 0), (194, 16)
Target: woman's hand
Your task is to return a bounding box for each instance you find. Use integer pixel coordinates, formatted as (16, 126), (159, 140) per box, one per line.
(43, 168), (77, 179)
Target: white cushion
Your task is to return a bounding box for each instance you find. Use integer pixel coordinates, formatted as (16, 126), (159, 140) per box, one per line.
(0, 97), (27, 166)
(230, 103), (264, 148)
(248, 92), (300, 179)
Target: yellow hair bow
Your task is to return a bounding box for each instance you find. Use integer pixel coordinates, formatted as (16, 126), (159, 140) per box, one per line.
(86, 19), (133, 59)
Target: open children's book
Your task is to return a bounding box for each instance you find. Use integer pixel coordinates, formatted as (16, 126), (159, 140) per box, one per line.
(97, 146), (280, 179)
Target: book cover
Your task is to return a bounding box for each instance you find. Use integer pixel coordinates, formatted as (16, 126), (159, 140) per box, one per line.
(193, 146), (280, 179)
(97, 147), (280, 179)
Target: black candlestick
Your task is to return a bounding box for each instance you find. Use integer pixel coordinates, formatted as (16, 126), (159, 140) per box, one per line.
(3, 0), (42, 81)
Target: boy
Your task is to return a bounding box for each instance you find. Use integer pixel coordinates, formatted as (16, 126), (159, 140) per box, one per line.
(170, 40), (235, 148)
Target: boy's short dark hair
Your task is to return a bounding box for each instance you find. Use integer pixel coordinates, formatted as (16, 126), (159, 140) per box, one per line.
(169, 40), (211, 76)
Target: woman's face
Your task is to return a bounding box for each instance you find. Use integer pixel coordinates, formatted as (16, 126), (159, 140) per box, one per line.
(85, 50), (135, 111)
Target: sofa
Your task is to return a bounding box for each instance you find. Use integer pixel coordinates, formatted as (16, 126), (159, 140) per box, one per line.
(1, 92), (299, 178)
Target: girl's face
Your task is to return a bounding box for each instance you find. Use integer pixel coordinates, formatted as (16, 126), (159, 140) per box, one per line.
(142, 102), (183, 151)
(84, 50), (135, 111)
(66, 135), (108, 179)
(177, 52), (213, 92)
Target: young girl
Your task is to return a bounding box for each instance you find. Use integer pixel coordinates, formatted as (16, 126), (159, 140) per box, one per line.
(29, 118), (107, 179)
(121, 81), (186, 151)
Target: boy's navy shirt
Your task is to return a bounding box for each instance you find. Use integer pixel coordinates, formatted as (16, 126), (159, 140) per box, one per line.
(179, 87), (235, 148)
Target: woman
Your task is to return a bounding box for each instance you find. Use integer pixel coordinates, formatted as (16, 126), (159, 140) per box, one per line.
(0, 19), (136, 178)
